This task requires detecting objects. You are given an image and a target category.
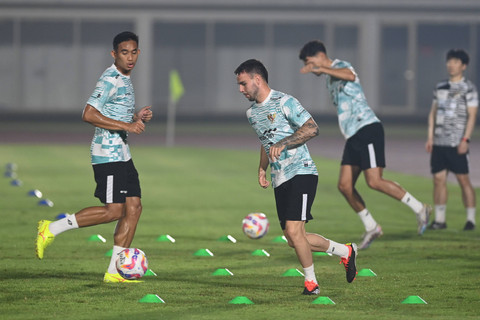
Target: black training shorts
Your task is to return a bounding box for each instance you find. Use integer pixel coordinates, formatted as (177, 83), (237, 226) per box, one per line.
(341, 122), (386, 170)
(430, 145), (469, 174)
(274, 174), (318, 230)
(93, 159), (141, 204)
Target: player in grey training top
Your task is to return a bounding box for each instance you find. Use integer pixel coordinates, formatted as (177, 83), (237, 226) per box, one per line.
(426, 49), (478, 231)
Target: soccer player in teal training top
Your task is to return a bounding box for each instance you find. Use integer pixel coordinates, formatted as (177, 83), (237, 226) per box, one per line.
(299, 40), (431, 249)
(235, 59), (357, 295)
(35, 31), (153, 283)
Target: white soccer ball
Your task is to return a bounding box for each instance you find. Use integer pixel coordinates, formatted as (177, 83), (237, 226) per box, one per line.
(242, 213), (270, 239)
(116, 248), (148, 280)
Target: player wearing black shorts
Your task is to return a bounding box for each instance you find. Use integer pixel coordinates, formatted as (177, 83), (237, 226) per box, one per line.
(35, 32), (153, 283)
(341, 122), (386, 170)
(274, 175), (318, 231)
(93, 159), (141, 204)
(426, 49), (478, 231)
(430, 146), (469, 175)
(236, 59), (357, 296)
(299, 40), (431, 250)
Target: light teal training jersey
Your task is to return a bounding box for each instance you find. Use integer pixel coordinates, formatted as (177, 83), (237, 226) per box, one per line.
(86, 64), (135, 165)
(247, 90), (318, 188)
(326, 59), (380, 139)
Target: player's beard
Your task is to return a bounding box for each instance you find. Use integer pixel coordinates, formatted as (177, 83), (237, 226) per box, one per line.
(246, 86), (259, 102)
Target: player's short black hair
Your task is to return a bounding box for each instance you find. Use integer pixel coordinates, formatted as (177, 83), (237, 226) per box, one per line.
(299, 40), (327, 62)
(113, 31), (139, 51)
(234, 59), (269, 83)
(446, 49), (469, 65)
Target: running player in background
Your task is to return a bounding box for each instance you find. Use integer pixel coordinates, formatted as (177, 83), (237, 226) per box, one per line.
(35, 31), (153, 283)
(426, 49), (478, 231)
(235, 58), (357, 295)
(299, 40), (431, 249)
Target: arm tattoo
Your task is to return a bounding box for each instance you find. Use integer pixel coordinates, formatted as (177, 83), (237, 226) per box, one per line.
(276, 119), (319, 149)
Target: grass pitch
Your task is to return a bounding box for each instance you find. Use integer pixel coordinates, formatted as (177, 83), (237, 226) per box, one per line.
(0, 144), (479, 319)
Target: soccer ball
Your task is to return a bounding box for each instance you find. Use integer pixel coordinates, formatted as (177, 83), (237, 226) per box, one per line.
(242, 213), (270, 239)
(116, 248), (148, 280)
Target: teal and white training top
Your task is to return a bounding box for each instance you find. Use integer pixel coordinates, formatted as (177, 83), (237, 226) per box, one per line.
(326, 59), (380, 139)
(86, 64), (135, 165)
(247, 89), (318, 188)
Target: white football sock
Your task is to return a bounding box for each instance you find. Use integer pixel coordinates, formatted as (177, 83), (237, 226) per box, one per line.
(466, 207), (476, 224)
(357, 208), (377, 232)
(303, 265), (317, 283)
(325, 240), (349, 258)
(48, 214), (79, 236)
(401, 192), (424, 213)
(107, 245), (126, 274)
(434, 205), (446, 223)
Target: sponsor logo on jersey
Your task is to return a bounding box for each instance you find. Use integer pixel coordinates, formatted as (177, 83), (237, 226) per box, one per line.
(260, 128), (277, 141)
(303, 161), (312, 167)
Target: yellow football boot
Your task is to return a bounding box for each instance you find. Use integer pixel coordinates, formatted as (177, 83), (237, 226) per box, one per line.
(36, 220), (55, 259)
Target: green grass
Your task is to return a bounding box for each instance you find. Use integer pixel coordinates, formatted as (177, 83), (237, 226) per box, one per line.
(0, 144), (479, 319)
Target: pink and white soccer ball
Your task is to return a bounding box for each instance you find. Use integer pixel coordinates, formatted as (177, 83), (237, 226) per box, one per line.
(116, 248), (148, 280)
(242, 213), (270, 239)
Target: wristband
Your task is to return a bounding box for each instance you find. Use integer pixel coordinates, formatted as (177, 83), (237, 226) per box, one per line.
(462, 137), (470, 143)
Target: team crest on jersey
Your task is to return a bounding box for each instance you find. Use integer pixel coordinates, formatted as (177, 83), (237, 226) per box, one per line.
(267, 113), (276, 123)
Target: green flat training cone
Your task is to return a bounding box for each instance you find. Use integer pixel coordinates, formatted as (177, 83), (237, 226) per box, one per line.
(193, 248), (214, 256)
(88, 234), (106, 243)
(312, 296), (336, 305)
(144, 269), (157, 277)
(401, 295), (427, 304)
(104, 249), (113, 257)
(282, 268), (304, 277)
(217, 235), (237, 243)
(272, 235), (288, 243)
(212, 268), (234, 276)
(156, 234), (175, 243)
(138, 294), (165, 303)
(251, 249), (270, 257)
(357, 268), (377, 277)
(313, 252), (332, 257)
(229, 296), (254, 305)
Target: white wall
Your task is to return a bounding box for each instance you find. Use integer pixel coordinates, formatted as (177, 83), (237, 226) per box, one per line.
(1, 2), (480, 117)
